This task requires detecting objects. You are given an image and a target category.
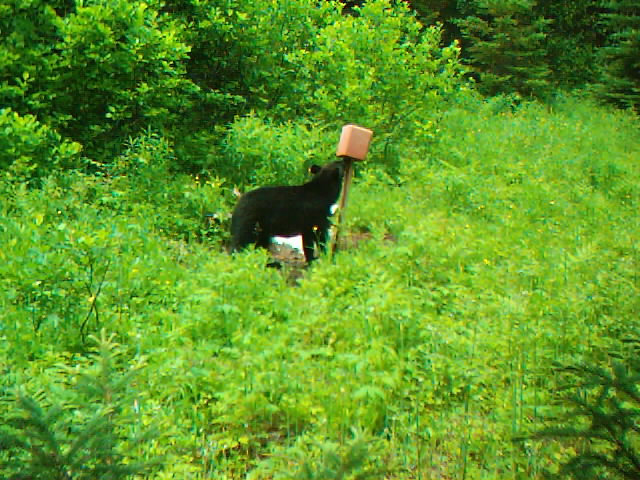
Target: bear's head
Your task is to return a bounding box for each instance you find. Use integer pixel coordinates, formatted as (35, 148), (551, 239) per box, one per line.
(306, 160), (344, 201)
(309, 160), (344, 183)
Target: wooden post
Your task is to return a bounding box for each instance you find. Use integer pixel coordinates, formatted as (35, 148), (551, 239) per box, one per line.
(332, 156), (355, 254)
(331, 125), (373, 255)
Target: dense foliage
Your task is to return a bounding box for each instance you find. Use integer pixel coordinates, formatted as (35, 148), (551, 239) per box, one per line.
(1, 0), (639, 479)
(596, 0), (640, 110)
(410, 0), (638, 106)
(455, 0), (552, 96)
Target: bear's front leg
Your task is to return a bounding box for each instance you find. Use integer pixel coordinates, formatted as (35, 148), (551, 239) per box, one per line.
(301, 230), (317, 263)
(315, 227), (330, 257)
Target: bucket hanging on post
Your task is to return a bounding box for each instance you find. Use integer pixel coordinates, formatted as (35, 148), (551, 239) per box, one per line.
(332, 124), (373, 254)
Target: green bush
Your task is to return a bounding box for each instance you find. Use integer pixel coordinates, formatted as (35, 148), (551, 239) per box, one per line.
(1, 0), (198, 163)
(102, 130), (232, 241)
(0, 108), (81, 183)
(50, 0), (197, 159)
(177, 0), (465, 178)
(2, 0), (466, 177)
(166, 0), (340, 113)
(0, 169), (197, 352)
(280, 0), (464, 172)
(258, 429), (392, 480)
(216, 116), (335, 187)
(0, 0), (60, 116)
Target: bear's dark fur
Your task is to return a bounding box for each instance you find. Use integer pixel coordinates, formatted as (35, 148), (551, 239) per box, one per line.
(230, 160), (344, 263)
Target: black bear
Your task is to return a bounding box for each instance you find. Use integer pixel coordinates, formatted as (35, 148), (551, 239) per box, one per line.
(230, 160), (344, 263)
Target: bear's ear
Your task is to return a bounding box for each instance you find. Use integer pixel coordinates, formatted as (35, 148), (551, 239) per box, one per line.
(309, 165), (322, 175)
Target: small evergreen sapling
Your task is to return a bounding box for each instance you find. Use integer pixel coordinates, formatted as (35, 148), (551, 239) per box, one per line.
(0, 331), (161, 480)
(522, 334), (640, 479)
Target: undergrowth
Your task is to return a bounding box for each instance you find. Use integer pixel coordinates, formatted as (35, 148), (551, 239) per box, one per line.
(1, 96), (638, 479)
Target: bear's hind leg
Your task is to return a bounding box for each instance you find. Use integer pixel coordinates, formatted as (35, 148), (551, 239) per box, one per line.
(231, 216), (259, 252)
(255, 226), (272, 250)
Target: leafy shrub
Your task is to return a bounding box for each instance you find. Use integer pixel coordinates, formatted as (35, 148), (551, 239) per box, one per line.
(103, 130), (232, 241)
(2, 0), (466, 177)
(49, 0), (197, 159)
(166, 0), (340, 112)
(153, 0), (341, 174)
(257, 429), (392, 480)
(281, 0), (464, 172)
(1, 0), (198, 162)
(216, 116), (335, 187)
(0, 108), (81, 183)
(171, 0), (465, 180)
(0, 0), (60, 116)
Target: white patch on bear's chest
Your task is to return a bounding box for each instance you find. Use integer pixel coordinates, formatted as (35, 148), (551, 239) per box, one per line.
(273, 235), (304, 252)
(273, 203), (339, 252)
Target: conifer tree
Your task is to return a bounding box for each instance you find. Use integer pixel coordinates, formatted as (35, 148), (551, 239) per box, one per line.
(0, 332), (160, 479)
(523, 333), (640, 479)
(456, 0), (552, 97)
(537, 0), (606, 87)
(597, 0), (640, 111)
